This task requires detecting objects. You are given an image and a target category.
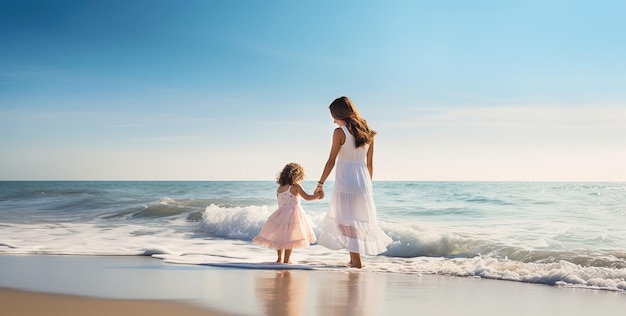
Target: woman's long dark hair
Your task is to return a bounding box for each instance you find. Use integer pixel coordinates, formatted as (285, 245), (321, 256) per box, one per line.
(329, 96), (376, 148)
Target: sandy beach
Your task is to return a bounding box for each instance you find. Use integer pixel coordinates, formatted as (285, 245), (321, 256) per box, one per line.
(0, 255), (624, 316)
(0, 287), (229, 316)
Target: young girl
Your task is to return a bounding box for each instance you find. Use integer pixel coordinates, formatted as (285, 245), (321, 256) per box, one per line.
(253, 162), (322, 264)
(315, 96), (392, 268)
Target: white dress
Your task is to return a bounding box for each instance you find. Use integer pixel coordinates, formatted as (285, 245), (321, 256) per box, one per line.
(317, 126), (392, 255)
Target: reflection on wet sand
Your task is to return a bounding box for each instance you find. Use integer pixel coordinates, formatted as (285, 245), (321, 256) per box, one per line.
(255, 270), (307, 316)
(317, 271), (383, 316)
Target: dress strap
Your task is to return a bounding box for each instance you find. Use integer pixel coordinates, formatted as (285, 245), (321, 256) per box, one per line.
(338, 125), (348, 138)
(279, 185), (292, 194)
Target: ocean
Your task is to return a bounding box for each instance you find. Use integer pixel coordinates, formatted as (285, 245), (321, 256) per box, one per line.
(1, 181), (624, 292)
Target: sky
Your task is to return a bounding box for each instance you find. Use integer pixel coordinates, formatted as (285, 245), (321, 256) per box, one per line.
(1, 0), (625, 181)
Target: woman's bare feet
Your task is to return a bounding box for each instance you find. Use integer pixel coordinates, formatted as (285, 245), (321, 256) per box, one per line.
(349, 252), (363, 268)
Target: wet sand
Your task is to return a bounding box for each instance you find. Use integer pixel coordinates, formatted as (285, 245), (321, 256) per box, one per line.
(1, 255), (624, 315)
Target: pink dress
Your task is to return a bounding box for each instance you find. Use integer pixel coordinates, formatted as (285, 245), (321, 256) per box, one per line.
(253, 185), (317, 249)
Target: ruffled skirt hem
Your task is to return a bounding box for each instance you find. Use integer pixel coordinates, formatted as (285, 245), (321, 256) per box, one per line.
(252, 235), (315, 250)
(317, 216), (392, 255)
(252, 205), (316, 250)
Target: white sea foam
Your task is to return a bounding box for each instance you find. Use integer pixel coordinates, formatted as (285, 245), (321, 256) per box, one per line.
(200, 204), (271, 239)
(2, 181), (626, 292)
(1, 202), (625, 292)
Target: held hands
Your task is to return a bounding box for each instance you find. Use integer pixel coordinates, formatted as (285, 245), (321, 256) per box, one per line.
(315, 188), (324, 200)
(315, 182), (325, 200)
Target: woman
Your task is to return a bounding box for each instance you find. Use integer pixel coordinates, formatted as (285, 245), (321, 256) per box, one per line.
(315, 96), (392, 268)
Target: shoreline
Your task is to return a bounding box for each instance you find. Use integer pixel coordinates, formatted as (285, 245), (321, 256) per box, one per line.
(1, 254), (624, 315)
(0, 287), (230, 316)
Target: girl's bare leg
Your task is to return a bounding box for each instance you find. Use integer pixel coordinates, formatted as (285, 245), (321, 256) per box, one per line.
(283, 249), (293, 264)
(276, 249), (284, 263)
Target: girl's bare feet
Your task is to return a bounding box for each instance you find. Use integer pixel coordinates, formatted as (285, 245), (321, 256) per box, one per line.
(283, 249), (293, 264)
(276, 249), (284, 263)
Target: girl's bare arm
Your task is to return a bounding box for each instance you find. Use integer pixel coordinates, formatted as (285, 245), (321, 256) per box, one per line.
(292, 184), (321, 201)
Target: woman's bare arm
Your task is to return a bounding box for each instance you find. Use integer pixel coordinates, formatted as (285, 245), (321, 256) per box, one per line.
(318, 127), (345, 185)
(366, 140), (374, 179)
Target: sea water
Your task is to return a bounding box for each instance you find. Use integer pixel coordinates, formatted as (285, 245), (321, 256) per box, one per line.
(1, 181), (624, 292)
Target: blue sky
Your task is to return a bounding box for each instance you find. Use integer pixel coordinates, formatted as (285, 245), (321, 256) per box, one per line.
(1, 0), (625, 181)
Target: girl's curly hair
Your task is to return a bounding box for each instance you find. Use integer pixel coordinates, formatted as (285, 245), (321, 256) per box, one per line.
(277, 162), (305, 185)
